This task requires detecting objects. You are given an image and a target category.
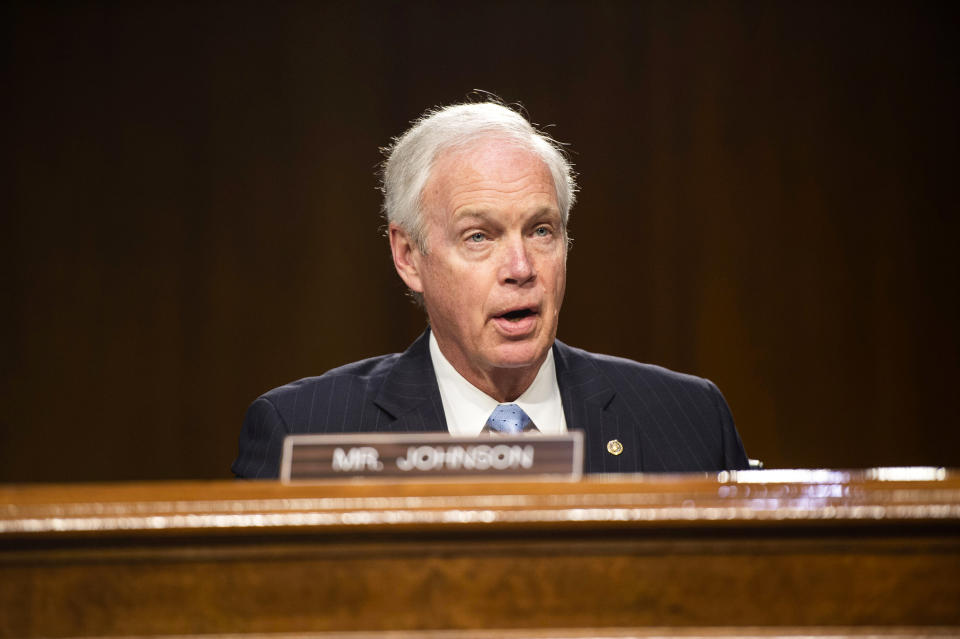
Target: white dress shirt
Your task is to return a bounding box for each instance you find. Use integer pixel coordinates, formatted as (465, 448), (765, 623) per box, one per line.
(429, 331), (568, 436)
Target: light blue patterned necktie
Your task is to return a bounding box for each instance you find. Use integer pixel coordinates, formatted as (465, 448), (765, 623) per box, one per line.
(485, 403), (537, 434)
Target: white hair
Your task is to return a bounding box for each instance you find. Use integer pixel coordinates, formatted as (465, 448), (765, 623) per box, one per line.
(382, 101), (577, 252)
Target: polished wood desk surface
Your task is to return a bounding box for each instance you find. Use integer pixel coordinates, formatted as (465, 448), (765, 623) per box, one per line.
(2, 470), (959, 638)
(3, 468), (959, 538)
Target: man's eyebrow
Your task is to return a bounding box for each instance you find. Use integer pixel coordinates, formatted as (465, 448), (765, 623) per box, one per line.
(452, 207), (561, 224)
(451, 209), (495, 224)
(530, 206), (562, 220)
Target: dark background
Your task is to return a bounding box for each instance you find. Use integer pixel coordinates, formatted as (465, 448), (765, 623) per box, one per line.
(3, 1), (958, 482)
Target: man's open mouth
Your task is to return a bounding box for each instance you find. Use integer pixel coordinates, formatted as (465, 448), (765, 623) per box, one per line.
(498, 308), (537, 322)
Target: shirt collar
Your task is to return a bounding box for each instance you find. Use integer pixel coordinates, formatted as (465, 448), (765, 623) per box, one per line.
(429, 331), (567, 436)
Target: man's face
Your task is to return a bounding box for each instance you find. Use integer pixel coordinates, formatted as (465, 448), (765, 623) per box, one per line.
(394, 138), (567, 392)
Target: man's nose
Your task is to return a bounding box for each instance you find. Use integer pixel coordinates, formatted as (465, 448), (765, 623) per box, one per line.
(500, 237), (536, 285)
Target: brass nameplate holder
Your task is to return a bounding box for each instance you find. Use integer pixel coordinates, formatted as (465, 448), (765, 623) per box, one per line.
(281, 432), (583, 481)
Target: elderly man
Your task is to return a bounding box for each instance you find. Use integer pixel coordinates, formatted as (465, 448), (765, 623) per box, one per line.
(232, 101), (748, 477)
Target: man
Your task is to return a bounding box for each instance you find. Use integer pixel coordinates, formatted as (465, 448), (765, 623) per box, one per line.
(232, 101), (748, 478)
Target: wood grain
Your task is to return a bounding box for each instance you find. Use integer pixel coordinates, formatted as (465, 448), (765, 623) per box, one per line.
(2, 471), (959, 637)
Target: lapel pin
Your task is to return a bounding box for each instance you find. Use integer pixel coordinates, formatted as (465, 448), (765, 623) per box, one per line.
(606, 439), (623, 455)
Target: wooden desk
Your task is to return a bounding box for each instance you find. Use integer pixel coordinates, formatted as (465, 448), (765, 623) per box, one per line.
(2, 470), (959, 638)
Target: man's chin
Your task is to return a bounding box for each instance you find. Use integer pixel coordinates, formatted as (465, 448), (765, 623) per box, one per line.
(487, 340), (552, 370)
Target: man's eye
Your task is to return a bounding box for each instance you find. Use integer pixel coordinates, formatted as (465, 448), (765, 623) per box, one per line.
(534, 226), (551, 237)
(468, 232), (486, 242)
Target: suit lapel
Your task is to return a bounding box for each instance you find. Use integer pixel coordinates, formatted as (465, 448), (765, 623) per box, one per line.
(373, 330), (447, 432)
(372, 334), (643, 471)
(554, 340), (643, 473)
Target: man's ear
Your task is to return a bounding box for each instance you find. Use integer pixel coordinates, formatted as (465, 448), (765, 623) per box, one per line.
(389, 224), (424, 293)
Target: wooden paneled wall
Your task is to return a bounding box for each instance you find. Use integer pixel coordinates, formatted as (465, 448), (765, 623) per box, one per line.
(3, 2), (959, 481)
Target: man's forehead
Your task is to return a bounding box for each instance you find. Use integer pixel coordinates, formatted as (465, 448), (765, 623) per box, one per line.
(433, 137), (546, 175)
(425, 140), (557, 207)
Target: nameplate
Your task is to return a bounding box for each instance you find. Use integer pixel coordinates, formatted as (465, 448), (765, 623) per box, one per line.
(281, 432), (583, 481)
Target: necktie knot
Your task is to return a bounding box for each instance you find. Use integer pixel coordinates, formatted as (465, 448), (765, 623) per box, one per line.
(485, 403), (535, 434)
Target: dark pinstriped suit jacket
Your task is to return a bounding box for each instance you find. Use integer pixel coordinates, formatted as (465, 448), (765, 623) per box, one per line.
(232, 331), (749, 478)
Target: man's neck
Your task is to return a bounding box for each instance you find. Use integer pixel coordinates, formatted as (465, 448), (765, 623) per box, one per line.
(467, 367), (539, 403)
(433, 340), (544, 403)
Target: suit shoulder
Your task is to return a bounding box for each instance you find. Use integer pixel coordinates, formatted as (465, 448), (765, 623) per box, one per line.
(259, 352), (402, 406)
(558, 342), (714, 392)
(555, 341), (748, 472)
